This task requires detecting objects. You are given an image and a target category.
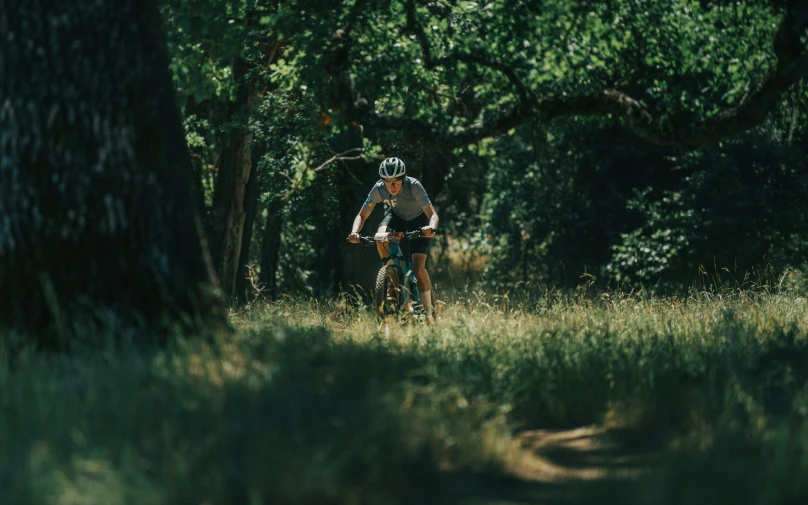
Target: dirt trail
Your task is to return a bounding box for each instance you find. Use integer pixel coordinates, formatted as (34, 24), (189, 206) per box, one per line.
(444, 425), (662, 505)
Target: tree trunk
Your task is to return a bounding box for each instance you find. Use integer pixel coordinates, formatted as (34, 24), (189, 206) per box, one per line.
(234, 150), (264, 303)
(258, 199), (285, 299)
(183, 96), (216, 215)
(207, 40), (280, 301)
(0, 0), (227, 348)
(212, 130), (255, 302)
(207, 57), (253, 302)
(420, 143), (453, 201)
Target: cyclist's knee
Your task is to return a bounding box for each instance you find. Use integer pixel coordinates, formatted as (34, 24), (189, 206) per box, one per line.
(413, 266), (428, 280)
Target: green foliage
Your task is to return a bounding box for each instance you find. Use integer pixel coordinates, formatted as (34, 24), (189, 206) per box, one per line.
(608, 131), (808, 288)
(609, 187), (697, 285)
(160, 0), (274, 101)
(261, 0), (785, 135)
(477, 117), (651, 287)
(479, 105), (808, 290)
(160, 0), (808, 295)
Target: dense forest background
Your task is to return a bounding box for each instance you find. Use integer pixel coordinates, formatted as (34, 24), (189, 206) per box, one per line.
(159, 0), (808, 303)
(4, 3), (808, 503)
(3, 0), (807, 342)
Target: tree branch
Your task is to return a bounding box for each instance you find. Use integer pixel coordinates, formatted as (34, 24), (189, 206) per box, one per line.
(338, 158), (365, 185)
(405, 0), (531, 107)
(311, 148), (365, 173)
(430, 53), (531, 106)
(278, 148), (366, 202)
(336, 2), (808, 148)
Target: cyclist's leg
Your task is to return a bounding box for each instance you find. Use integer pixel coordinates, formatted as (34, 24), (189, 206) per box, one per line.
(375, 224), (390, 262)
(376, 210), (394, 263)
(409, 213), (433, 318)
(412, 253), (431, 292)
(412, 253), (433, 319)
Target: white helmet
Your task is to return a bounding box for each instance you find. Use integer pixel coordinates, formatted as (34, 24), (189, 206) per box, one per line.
(379, 157), (406, 179)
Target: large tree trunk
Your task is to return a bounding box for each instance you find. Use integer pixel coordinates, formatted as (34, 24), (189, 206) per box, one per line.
(207, 41), (280, 301)
(0, 0), (227, 348)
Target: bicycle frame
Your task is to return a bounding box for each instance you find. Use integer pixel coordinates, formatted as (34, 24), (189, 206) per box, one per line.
(350, 229), (429, 319)
(385, 232), (422, 314)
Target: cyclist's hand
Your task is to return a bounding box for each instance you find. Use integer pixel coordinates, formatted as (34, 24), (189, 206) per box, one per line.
(421, 226), (435, 238)
(348, 232), (360, 244)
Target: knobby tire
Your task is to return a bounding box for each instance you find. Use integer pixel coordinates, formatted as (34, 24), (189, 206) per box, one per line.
(374, 266), (400, 318)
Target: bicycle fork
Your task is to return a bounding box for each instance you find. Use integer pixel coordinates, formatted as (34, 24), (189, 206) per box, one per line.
(389, 240), (422, 316)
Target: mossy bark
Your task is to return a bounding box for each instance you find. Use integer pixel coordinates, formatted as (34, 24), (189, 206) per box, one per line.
(0, 0), (228, 348)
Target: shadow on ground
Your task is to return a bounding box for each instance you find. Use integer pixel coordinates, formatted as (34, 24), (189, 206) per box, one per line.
(443, 426), (664, 505)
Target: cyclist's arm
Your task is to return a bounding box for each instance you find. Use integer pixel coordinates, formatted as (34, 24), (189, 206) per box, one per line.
(422, 204), (439, 236)
(351, 207), (372, 234)
(412, 180), (437, 232)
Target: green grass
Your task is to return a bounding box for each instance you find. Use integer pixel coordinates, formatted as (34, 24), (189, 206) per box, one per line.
(2, 291), (808, 504)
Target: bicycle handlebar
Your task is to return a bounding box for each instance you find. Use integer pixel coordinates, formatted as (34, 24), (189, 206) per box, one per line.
(347, 228), (435, 244)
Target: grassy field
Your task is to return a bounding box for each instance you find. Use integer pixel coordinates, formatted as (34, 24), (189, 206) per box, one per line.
(2, 290), (808, 504)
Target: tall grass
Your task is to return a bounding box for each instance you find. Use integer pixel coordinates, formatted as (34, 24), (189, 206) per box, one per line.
(2, 291), (808, 504)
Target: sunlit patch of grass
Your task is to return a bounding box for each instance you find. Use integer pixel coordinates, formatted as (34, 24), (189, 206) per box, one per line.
(3, 291), (808, 503)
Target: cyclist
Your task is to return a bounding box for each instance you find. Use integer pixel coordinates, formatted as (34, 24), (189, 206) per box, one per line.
(348, 157), (439, 321)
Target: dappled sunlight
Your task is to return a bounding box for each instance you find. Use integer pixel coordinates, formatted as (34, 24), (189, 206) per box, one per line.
(3, 292), (808, 504)
(4, 0), (807, 503)
(24, 441), (158, 505)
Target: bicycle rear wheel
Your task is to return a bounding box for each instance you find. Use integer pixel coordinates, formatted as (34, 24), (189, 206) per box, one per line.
(374, 266), (401, 318)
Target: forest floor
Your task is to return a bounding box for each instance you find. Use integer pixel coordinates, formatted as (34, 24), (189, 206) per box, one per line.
(446, 425), (663, 504)
(3, 293), (808, 505)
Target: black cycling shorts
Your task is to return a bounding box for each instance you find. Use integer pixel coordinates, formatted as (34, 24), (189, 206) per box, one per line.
(379, 210), (430, 256)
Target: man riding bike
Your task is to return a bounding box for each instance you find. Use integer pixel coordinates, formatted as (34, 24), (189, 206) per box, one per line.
(347, 157), (439, 321)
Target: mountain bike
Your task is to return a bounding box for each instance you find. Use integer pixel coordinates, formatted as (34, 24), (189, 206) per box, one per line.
(350, 228), (432, 321)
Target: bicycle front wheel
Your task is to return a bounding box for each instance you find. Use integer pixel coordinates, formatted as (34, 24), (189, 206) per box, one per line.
(374, 266), (401, 318)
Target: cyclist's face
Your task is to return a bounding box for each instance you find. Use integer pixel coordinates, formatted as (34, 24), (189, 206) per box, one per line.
(383, 176), (405, 195)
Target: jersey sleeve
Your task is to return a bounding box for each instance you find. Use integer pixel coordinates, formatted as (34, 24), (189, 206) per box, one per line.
(410, 179), (431, 207)
(362, 185), (383, 210)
